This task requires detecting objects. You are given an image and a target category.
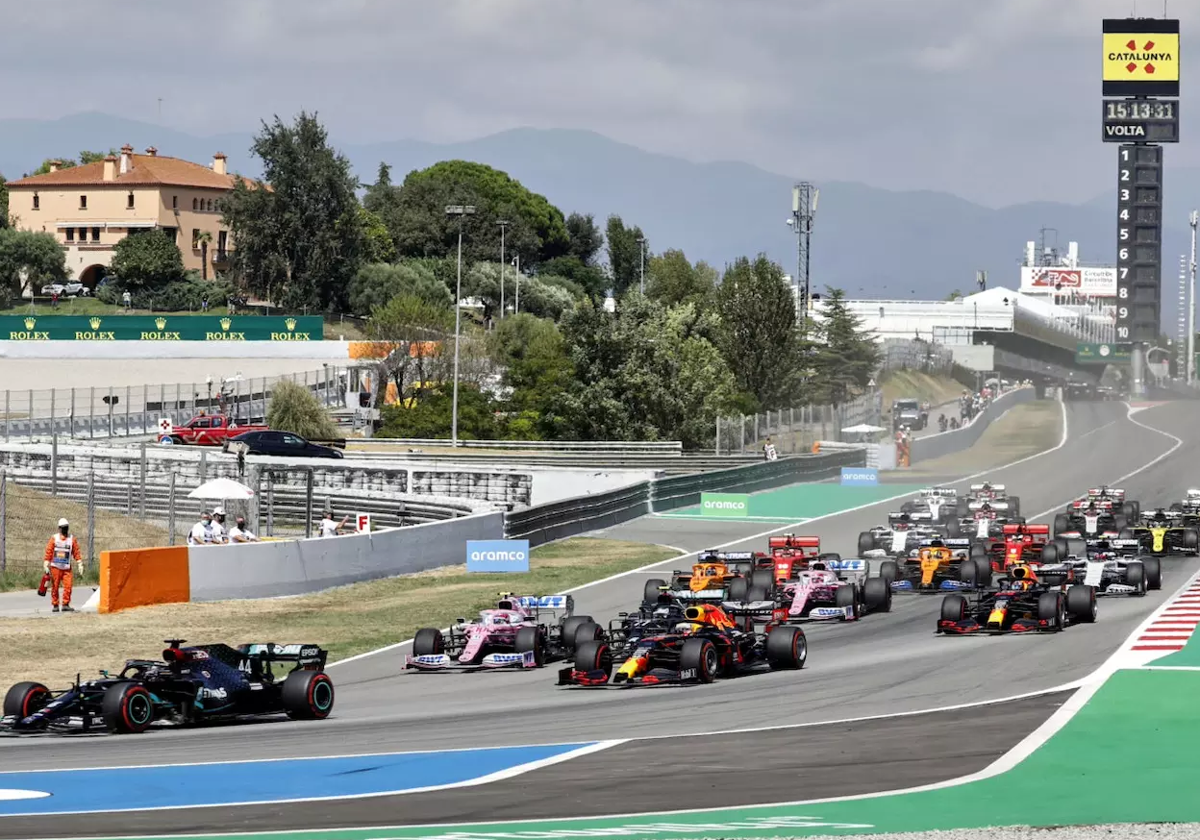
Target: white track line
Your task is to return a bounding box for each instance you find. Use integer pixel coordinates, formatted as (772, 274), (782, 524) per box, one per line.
(331, 399), (1070, 669)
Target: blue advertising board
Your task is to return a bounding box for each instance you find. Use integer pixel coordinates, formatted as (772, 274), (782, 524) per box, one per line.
(466, 539), (531, 573)
(840, 467), (879, 487)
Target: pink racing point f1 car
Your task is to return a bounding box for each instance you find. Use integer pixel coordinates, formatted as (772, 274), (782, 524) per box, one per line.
(405, 594), (591, 672)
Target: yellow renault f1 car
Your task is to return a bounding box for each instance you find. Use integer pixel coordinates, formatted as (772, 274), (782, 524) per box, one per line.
(1121, 510), (1199, 556)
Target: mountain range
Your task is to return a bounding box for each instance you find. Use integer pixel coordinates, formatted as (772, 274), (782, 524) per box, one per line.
(2, 112), (1196, 325)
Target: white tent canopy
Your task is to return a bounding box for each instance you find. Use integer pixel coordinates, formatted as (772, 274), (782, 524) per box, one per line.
(187, 477), (255, 501)
(842, 423), (885, 434)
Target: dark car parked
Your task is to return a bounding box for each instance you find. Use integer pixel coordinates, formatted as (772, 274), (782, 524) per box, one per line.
(225, 430), (344, 459)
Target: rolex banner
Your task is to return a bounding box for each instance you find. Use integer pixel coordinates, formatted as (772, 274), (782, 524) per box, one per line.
(0, 315), (323, 341)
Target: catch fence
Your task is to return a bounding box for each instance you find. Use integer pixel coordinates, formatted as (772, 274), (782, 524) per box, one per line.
(715, 390), (883, 455)
(0, 367), (349, 441)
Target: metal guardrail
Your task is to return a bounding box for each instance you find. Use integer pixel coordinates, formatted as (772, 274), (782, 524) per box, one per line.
(338, 450), (764, 472)
(360, 439), (684, 454)
(504, 450), (868, 546)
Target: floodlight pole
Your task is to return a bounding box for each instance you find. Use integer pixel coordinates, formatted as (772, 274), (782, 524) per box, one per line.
(445, 204), (477, 446)
(497, 220), (509, 320)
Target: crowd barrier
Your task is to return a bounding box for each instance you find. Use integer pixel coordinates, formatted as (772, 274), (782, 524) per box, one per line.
(99, 511), (504, 612)
(908, 387), (1038, 463)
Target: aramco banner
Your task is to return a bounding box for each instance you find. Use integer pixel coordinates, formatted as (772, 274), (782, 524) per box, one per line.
(0, 315), (323, 341)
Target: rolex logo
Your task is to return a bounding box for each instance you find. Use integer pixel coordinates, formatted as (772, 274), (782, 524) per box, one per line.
(89, 317), (102, 330)
(220, 317), (232, 330)
(23, 317), (35, 330)
(285, 318), (297, 331)
(155, 317), (167, 330)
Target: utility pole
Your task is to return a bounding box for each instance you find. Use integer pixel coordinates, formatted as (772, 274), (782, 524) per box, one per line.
(445, 204), (476, 446)
(497, 220), (509, 320)
(511, 255), (520, 314)
(1190, 211), (1198, 384)
(787, 183), (817, 328)
(637, 237), (646, 294)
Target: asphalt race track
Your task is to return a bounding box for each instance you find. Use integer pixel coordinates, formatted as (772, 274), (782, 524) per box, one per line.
(6, 400), (1200, 839)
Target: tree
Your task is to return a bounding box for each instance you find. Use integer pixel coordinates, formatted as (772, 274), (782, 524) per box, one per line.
(266, 379), (339, 440)
(537, 256), (608, 302)
(109, 230), (184, 291)
(565, 212), (603, 265)
(221, 111), (365, 311)
(391, 161), (570, 266)
(0, 228), (67, 295)
(715, 255), (804, 410)
(376, 384), (497, 440)
(363, 163), (403, 254)
(348, 261), (451, 316)
(605, 215), (646, 295)
(196, 230), (212, 281)
(366, 293), (456, 407)
(359, 207), (397, 264)
(809, 288), (880, 404)
(0, 174), (8, 228)
(26, 150), (115, 177)
(646, 249), (716, 308)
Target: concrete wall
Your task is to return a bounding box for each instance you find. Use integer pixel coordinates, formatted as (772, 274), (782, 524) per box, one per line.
(0, 341), (353, 360)
(909, 387), (1039, 463)
(950, 344), (996, 372)
(187, 511), (505, 601)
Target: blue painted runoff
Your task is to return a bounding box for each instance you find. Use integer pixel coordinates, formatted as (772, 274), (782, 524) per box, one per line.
(0, 742), (594, 815)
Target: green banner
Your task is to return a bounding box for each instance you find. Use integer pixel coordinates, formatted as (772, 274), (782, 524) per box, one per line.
(699, 492), (750, 518)
(1076, 342), (1131, 364)
(0, 315), (323, 342)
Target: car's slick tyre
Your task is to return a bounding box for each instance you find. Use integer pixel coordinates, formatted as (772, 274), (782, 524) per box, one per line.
(863, 577), (891, 612)
(835, 585), (856, 610)
(727, 577), (749, 602)
(1052, 538), (1070, 558)
(1037, 592), (1065, 630)
(879, 561), (899, 586)
(974, 556), (993, 589)
(746, 584), (772, 604)
(766, 626), (807, 670)
(1124, 501), (1140, 520)
(1067, 584), (1097, 623)
(1041, 543), (1060, 563)
(679, 638), (717, 683)
(1007, 495), (1021, 516)
(1118, 528), (1135, 541)
(3, 681), (49, 719)
(959, 559), (978, 588)
(413, 628), (445, 657)
(1066, 538), (1087, 558)
(643, 578), (667, 604)
(573, 641), (612, 677)
(282, 670), (335, 721)
(1126, 562), (1147, 595)
(946, 518), (962, 538)
(572, 621), (604, 649)
(1141, 556), (1162, 590)
(751, 569), (775, 590)
(1114, 515), (1128, 532)
(901, 502), (916, 513)
(956, 500), (970, 518)
(1185, 529), (1200, 552)
(1053, 513), (1071, 536)
(560, 616), (593, 653)
(101, 682), (156, 733)
(940, 594), (967, 627)
(515, 626), (547, 666)
(818, 552), (842, 565)
(857, 532), (875, 555)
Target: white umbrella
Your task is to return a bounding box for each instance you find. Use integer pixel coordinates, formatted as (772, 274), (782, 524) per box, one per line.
(188, 477), (255, 501)
(842, 423), (885, 434)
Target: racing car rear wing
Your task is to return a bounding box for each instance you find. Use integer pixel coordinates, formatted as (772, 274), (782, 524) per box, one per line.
(1002, 523), (1049, 535)
(887, 511), (933, 520)
(698, 550), (757, 561)
(968, 483), (1005, 492)
(1084, 538), (1140, 550)
(920, 538), (971, 549)
(768, 535), (820, 550)
(967, 500), (1009, 511)
(920, 488), (957, 497)
(239, 643), (328, 669)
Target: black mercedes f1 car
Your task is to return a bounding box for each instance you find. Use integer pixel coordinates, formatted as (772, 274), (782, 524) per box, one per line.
(1, 640), (334, 734)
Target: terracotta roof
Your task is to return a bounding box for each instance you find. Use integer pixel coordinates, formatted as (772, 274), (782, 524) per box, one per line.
(7, 152), (260, 190)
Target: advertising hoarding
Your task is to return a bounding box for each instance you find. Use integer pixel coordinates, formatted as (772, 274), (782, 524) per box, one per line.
(1019, 266), (1117, 297)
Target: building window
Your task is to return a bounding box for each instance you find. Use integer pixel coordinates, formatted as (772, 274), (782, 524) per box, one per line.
(32, 193), (39, 211)
(207, 198), (214, 212)
(193, 198), (198, 211)
(192, 228), (200, 250)
(79, 195), (87, 210)
(91, 227), (101, 242)
(218, 230), (228, 252)
(65, 228), (74, 242)
(127, 192), (135, 209)
(172, 195), (178, 210)
(163, 226), (177, 243)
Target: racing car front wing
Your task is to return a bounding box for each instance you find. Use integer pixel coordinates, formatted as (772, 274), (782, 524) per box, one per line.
(405, 651), (538, 672)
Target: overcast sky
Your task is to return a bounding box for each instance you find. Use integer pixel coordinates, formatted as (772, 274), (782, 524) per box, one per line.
(7, 0), (1198, 207)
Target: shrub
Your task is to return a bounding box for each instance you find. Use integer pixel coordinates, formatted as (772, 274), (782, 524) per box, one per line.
(266, 379), (339, 440)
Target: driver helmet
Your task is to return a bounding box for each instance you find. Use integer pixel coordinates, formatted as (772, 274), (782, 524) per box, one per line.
(705, 566), (719, 577)
(1010, 578), (1035, 591)
(674, 621), (703, 635)
(1086, 501), (1098, 513)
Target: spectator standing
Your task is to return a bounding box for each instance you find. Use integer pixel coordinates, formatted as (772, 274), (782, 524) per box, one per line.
(201, 296), (209, 312)
(319, 510), (350, 538)
(122, 290), (132, 311)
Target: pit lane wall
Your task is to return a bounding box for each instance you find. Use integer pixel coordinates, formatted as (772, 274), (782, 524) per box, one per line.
(0, 340), (397, 360)
(908, 386), (1038, 464)
(98, 511), (504, 612)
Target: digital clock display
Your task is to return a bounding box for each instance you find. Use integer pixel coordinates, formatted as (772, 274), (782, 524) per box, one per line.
(1101, 98), (1179, 143)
